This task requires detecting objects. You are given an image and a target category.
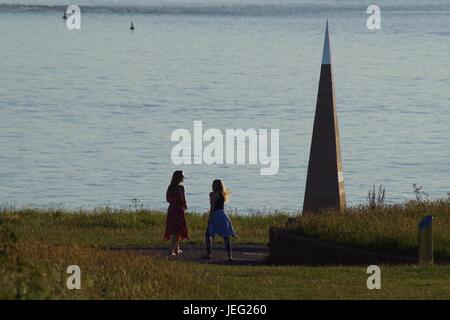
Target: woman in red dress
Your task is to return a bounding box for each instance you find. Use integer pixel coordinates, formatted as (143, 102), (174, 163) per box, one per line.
(164, 170), (189, 256)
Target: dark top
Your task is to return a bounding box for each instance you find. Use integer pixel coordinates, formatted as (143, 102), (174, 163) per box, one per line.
(166, 185), (187, 209)
(214, 194), (225, 210)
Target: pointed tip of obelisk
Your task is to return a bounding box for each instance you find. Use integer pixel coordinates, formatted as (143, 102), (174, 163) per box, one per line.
(322, 20), (331, 65)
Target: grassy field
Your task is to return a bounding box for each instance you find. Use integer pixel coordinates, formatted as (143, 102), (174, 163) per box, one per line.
(0, 207), (288, 247)
(2, 240), (450, 299)
(295, 200), (450, 260)
(1, 201), (450, 299)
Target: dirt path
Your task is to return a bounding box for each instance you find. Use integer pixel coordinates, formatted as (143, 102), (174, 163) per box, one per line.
(110, 244), (270, 265)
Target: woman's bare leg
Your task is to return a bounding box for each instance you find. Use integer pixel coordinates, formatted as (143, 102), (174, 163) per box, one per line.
(176, 238), (182, 254)
(169, 235), (177, 256)
(224, 237), (233, 261)
(204, 228), (212, 258)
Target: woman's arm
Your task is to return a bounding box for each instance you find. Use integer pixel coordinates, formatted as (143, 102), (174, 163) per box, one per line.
(208, 192), (216, 225)
(180, 185), (187, 209)
(166, 188), (170, 203)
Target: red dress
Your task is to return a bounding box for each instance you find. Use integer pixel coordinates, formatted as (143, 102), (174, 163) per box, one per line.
(164, 185), (189, 240)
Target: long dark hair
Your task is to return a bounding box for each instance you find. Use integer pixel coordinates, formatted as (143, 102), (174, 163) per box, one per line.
(167, 170), (184, 195)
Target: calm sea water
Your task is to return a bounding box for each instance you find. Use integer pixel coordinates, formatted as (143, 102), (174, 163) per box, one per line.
(0, 0), (449, 213)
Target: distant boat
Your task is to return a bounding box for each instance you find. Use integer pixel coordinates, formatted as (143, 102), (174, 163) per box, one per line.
(130, 21), (135, 31)
(62, 11), (67, 20)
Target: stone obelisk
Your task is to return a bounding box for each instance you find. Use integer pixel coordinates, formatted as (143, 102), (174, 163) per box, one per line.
(303, 21), (346, 213)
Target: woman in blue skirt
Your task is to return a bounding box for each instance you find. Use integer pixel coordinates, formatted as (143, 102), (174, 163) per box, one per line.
(204, 179), (237, 261)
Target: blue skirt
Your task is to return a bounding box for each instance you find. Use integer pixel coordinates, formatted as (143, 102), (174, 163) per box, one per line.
(208, 209), (237, 238)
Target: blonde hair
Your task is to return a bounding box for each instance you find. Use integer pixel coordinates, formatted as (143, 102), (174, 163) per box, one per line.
(212, 179), (230, 202)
